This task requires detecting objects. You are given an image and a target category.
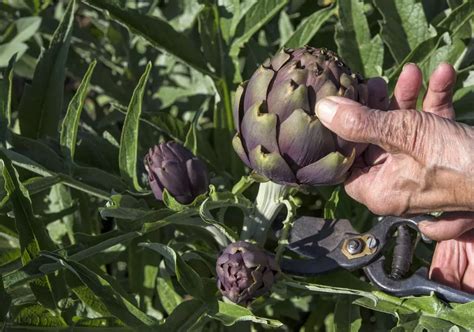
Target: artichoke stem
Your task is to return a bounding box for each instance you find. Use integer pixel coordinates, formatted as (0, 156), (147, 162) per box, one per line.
(241, 181), (288, 243)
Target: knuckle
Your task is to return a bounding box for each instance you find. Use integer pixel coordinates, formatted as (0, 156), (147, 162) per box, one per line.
(338, 106), (374, 140)
(378, 110), (425, 154)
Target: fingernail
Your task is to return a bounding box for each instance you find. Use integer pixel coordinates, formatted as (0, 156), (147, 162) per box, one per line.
(418, 220), (437, 232)
(316, 98), (338, 124)
(402, 62), (415, 71)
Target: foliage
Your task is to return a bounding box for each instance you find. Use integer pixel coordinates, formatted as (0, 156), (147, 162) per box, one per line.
(0, 0), (473, 330)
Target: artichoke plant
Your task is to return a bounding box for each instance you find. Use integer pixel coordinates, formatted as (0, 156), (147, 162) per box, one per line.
(144, 141), (209, 204)
(232, 46), (368, 186)
(216, 241), (279, 304)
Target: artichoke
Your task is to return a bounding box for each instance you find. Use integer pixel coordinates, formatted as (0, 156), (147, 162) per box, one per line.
(144, 141), (209, 204)
(232, 46), (368, 186)
(216, 241), (279, 304)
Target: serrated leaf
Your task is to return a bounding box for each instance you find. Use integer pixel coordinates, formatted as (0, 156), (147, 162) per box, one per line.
(335, 0), (383, 77)
(208, 301), (283, 327)
(0, 54), (15, 146)
(283, 6), (336, 48)
(60, 60), (96, 160)
(140, 242), (205, 300)
(373, 0), (437, 64)
(17, 0), (75, 139)
(83, 0), (210, 76)
(119, 62), (151, 192)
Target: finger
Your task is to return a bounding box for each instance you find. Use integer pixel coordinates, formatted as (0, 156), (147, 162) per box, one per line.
(418, 212), (474, 241)
(429, 240), (466, 290)
(315, 96), (424, 154)
(367, 77), (389, 110)
(344, 165), (384, 213)
(461, 230), (474, 292)
(390, 63), (423, 110)
(423, 63), (456, 119)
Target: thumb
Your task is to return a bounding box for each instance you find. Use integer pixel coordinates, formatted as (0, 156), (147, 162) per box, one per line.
(418, 212), (474, 241)
(315, 96), (423, 154)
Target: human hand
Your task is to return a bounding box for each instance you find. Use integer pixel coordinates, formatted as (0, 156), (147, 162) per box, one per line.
(315, 63), (474, 216)
(316, 62), (474, 292)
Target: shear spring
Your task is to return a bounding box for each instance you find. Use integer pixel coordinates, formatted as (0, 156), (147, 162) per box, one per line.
(390, 225), (414, 279)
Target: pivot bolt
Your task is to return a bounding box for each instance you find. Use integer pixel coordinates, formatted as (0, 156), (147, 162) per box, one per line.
(347, 239), (363, 255)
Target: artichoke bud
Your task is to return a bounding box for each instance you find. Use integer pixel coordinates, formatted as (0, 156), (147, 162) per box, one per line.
(216, 241), (279, 305)
(144, 141), (209, 205)
(233, 46), (368, 187)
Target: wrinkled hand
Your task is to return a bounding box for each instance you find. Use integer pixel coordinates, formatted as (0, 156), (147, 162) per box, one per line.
(316, 63), (474, 292)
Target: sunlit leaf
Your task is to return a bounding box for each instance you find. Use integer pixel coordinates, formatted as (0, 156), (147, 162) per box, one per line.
(119, 62), (151, 191)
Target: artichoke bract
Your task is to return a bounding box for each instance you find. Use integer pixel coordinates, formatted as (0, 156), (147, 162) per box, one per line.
(216, 241), (279, 304)
(232, 46), (368, 186)
(144, 142), (209, 205)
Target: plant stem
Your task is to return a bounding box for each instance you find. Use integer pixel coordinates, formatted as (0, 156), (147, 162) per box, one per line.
(240, 181), (288, 244)
(275, 199), (296, 264)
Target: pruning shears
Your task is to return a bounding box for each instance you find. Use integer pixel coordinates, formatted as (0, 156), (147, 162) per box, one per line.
(280, 215), (474, 303)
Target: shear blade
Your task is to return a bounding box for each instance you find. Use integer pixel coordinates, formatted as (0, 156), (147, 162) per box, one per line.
(288, 216), (356, 258)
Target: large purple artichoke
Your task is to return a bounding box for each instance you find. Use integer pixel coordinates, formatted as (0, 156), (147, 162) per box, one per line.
(232, 46), (368, 186)
(216, 241), (279, 304)
(144, 141), (209, 204)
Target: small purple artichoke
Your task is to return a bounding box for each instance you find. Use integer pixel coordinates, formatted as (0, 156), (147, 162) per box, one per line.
(216, 241), (279, 304)
(144, 142), (209, 204)
(232, 46), (368, 186)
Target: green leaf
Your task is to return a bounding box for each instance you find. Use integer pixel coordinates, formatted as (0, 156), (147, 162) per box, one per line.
(373, 0), (437, 64)
(156, 276), (183, 315)
(283, 6), (336, 49)
(0, 151), (65, 309)
(229, 0), (288, 76)
(119, 62), (151, 192)
(161, 299), (207, 332)
(0, 17), (41, 67)
(199, 197), (239, 243)
(333, 297), (361, 332)
(0, 54), (15, 146)
(335, 0), (384, 77)
(0, 277), (11, 320)
(140, 242), (205, 300)
(83, 0), (210, 76)
(454, 86), (474, 124)
(17, 0), (75, 139)
(60, 60), (96, 160)
(208, 300), (283, 327)
(437, 1), (474, 38)
(355, 292), (474, 330)
(324, 186), (340, 219)
(40, 253), (157, 328)
(11, 303), (66, 327)
(283, 277), (377, 303)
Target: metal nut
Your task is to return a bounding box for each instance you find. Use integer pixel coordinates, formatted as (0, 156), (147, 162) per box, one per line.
(346, 239), (363, 255)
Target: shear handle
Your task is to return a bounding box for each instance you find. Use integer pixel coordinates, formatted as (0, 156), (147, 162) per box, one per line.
(364, 257), (474, 304)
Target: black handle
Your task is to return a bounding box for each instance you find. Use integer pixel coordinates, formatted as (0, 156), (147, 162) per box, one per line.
(364, 258), (474, 304)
